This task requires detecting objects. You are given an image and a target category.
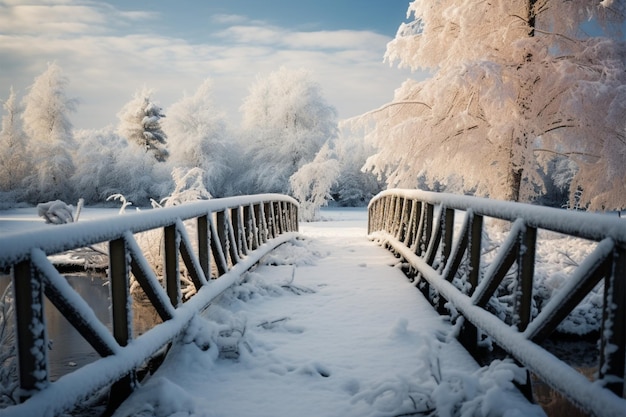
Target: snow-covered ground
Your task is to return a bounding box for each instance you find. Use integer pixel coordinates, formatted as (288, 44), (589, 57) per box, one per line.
(109, 208), (544, 417)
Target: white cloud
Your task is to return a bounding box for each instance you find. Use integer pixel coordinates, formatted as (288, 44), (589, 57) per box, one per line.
(0, 0), (418, 129)
(210, 14), (250, 25)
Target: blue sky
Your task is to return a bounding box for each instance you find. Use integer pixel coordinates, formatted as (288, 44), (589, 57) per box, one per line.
(0, 0), (418, 129)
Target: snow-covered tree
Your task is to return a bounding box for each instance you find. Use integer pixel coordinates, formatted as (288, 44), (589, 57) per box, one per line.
(332, 129), (384, 206)
(72, 127), (172, 206)
(118, 88), (168, 162)
(0, 88), (29, 194)
(21, 63), (77, 203)
(162, 79), (231, 197)
(239, 67), (338, 194)
(357, 1), (626, 209)
(289, 142), (340, 221)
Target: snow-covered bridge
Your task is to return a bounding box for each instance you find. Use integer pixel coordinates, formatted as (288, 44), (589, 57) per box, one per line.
(0, 191), (624, 417)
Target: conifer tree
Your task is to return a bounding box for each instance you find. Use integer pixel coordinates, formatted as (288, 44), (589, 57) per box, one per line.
(118, 88), (168, 162)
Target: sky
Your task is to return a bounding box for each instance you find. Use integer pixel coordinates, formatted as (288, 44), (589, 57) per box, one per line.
(0, 0), (423, 129)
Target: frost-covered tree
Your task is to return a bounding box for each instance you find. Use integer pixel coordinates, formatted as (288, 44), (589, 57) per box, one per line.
(357, 1), (626, 209)
(332, 130), (384, 206)
(72, 127), (172, 205)
(162, 79), (231, 197)
(71, 128), (123, 203)
(289, 142), (340, 221)
(239, 67), (338, 194)
(21, 63), (77, 203)
(118, 88), (168, 162)
(0, 88), (29, 194)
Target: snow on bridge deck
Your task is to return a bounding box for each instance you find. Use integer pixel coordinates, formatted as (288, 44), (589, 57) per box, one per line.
(112, 209), (544, 417)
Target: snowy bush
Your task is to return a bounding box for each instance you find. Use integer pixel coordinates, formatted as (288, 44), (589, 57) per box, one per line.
(160, 167), (211, 207)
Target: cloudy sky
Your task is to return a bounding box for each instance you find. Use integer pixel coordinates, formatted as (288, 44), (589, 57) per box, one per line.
(0, 0), (425, 129)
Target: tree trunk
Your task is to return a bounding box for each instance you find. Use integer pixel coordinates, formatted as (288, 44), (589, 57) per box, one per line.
(506, 0), (537, 203)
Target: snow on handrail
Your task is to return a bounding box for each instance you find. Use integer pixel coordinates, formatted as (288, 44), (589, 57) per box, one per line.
(0, 194), (298, 270)
(368, 189), (626, 417)
(370, 188), (626, 243)
(0, 194), (299, 417)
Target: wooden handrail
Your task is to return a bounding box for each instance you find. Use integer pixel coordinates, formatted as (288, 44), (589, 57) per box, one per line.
(0, 194), (298, 417)
(369, 189), (625, 417)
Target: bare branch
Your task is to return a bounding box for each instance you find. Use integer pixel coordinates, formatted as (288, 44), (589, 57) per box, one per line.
(533, 148), (600, 160)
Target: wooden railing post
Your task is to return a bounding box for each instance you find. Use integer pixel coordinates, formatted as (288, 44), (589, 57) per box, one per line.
(216, 210), (230, 266)
(264, 202), (275, 239)
(232, 207), (248, 258)
(441, 207), (454, 270)
(403, 200), (418, 247)
(599, 244), (626, 397)
(249, 204), (260, 249)
(107, 237), (136, 411)
(164, 224), (181, 307)
(515, 224), (536, 332)
(13, 260), (49, 402)
(419, 203), (434, 256)
(197, 214), (210, 279)
(397, 198), (410, 241)
(257, 203), (268, 244)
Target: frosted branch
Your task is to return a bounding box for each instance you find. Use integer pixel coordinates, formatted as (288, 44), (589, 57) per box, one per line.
(349, 100), (432, 122)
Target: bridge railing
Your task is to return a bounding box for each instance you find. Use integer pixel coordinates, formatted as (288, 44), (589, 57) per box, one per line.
(368, 189), (625, 417)
(0, 194), (298, 417)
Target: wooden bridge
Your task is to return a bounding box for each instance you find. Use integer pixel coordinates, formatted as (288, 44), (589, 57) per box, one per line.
(0, 191), (625, 417)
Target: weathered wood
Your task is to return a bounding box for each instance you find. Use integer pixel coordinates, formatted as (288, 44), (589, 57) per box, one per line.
(515, 225), (536, 332)
(12, 260), (49, 402)
(108, 237), (136, 410)
(197, 214), (210, 279)
(164, 224), (181, 307)
(599, 243), (626, 397)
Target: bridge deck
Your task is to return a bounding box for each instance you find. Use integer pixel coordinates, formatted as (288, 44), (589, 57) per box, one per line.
(112, 211), (543, 417)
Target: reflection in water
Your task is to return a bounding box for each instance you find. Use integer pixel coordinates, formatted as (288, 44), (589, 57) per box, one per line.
(45, 275), (111, 380)
(0, 273), (162, 381)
